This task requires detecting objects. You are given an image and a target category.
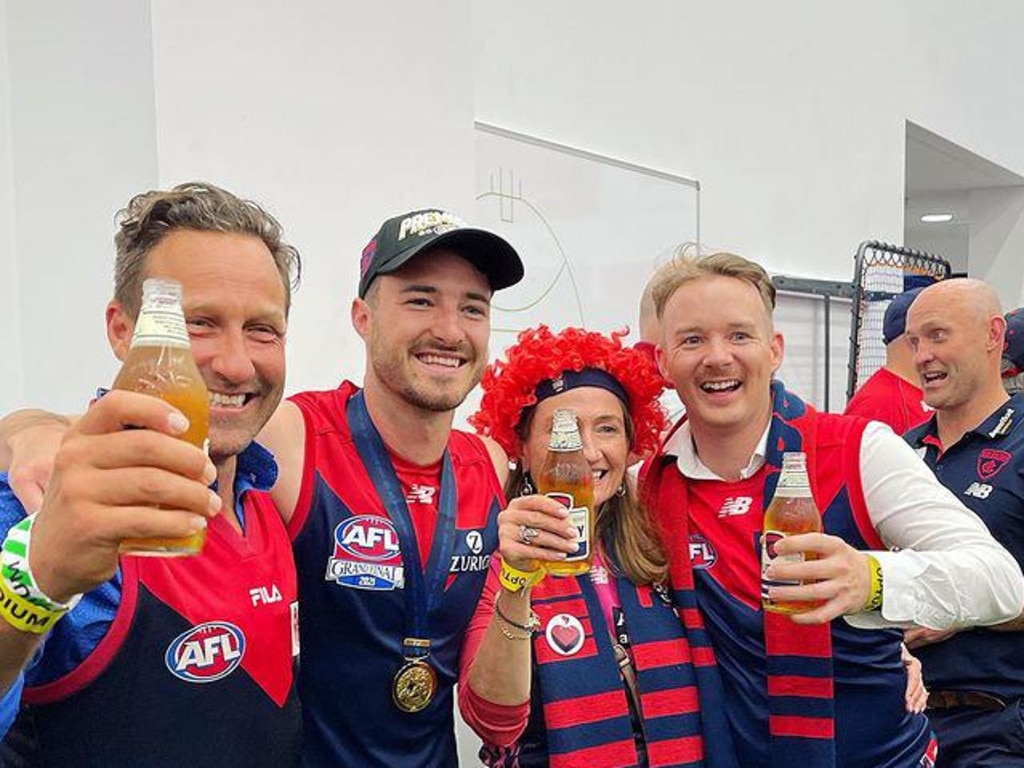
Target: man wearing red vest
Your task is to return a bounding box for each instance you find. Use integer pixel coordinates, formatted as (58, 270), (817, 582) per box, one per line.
(845, 286), (932, 434)
(641, 251), (1023, 767)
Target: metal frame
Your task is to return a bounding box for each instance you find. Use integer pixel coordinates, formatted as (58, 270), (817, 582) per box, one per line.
(846, 240), (952, 401)
(771, 275), (854, 412)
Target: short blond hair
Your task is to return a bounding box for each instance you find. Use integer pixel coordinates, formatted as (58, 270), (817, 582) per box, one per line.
(650, 250), (776, 321)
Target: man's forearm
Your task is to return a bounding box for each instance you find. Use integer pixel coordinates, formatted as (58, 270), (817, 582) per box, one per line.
(0, 620), (42, 698)
(0, 410), (70, 471)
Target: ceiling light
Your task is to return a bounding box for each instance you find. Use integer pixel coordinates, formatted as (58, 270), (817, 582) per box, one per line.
(920, 213), (954, 223)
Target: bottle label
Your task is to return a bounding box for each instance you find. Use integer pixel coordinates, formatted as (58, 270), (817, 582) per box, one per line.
(131, 309), (191, 349)
(773, 473), (811, 498)
(760, 530), (802, 598)
(547, 492), (590, 562)
(548, 430), (583, 452)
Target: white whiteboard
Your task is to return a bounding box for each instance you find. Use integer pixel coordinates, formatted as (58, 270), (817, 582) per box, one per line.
(453, 124), (699, 428)
(474, 122), (699, 341)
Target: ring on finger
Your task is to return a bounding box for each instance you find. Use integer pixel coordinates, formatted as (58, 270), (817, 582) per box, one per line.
(518, 524), (539, 546)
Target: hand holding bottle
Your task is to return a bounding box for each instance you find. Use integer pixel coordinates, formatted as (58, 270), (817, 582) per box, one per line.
(27, 390), (219, 604)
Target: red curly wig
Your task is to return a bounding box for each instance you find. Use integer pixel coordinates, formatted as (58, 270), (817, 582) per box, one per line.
(470, 325), (667, 460)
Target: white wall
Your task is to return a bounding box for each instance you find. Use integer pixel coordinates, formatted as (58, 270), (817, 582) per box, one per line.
(1, 0), (158, 412)
(0, 0), (22, 413)
(473, 0), (1024, 405)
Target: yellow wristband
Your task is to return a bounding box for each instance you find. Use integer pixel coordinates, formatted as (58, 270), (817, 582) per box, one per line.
(863, 554), (884, 612)
(0, 577), (66, 634)
(499, 560), (545, 593)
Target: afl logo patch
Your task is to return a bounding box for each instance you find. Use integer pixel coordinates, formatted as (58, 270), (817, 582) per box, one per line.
(545, 613), (586, 656)
(335, 515), (401, 562)
(688, 533), (717, 570)
(165, 622), (245, 683)
(326, 516), (405, 590)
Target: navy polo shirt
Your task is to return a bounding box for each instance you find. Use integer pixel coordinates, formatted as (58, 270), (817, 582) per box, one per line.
(905, 393), (1024, 699)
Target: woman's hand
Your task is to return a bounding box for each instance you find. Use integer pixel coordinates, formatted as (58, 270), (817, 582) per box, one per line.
(498, 494), (578, 572)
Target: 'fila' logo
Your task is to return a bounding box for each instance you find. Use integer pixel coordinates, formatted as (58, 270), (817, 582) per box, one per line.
(965, 482), (993, 499)
(249, 584), (283, 606)
(717, 496), (754, 518)
(165, 622), (246, 683)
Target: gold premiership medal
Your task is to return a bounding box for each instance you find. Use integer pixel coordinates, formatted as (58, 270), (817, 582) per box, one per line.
(392, 658), (437, 713)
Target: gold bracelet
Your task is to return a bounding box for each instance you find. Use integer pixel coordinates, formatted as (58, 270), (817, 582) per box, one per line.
(499, 559), (545, 593)
(863, 554), (884, 612)
(0, 577), (66, 634)
(495, 618), (532, 641)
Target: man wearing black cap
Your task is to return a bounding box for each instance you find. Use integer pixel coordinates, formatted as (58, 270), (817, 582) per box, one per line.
(845, 287), (932, 434)
(258, 208), (524, 767)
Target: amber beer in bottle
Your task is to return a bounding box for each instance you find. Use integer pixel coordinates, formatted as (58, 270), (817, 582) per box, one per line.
(536, 408), (594, 576)
(112, 278), (210, 556)
(761, 451), (822, 614)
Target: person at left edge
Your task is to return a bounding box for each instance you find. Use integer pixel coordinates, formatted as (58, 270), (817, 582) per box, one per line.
(0, 207), (523, 767)
(0, 182), (302, 767)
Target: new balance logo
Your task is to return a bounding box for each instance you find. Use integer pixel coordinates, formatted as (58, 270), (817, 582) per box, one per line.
(717, 496), (754, 518)
(405, 485), (437, 505)
(964, 482), (993, 499)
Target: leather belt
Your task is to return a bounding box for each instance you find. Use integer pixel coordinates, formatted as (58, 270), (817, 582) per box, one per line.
(927, 690), (1007, 712)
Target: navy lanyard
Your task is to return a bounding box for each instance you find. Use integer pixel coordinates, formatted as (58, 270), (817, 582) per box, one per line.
(346, 391), (457, 658)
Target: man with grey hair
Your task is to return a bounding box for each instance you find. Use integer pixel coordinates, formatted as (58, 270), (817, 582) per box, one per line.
(0, 182), (303, 767)
(903, 279), (1024, 768)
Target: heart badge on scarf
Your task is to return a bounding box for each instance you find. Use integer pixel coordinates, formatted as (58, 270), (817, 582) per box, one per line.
(545, 613), (585, 656)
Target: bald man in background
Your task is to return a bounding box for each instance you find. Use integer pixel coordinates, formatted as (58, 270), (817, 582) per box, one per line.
(903, 279), (1024, 768)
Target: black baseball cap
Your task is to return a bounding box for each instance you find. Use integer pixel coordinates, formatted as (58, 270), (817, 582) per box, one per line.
(358, 208), (524, 298)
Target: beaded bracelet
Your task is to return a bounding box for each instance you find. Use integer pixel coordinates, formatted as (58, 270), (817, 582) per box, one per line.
(863, 554), (884, 612)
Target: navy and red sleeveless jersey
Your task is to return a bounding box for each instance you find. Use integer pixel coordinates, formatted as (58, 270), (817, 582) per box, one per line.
(2, 490), (300, 768)
(674, 411), (930, 767)
(289, 382), (504, 768)
(906, 394), (1024, 699)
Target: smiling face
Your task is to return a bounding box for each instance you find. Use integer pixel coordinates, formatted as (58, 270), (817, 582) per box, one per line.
(657, 274), (783, 439)
(107, 230), (288, 464)
(520, 387), (630, 507)
(354, 248), (491, 414)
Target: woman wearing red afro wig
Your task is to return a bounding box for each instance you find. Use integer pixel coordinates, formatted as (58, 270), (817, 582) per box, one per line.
(457, 325), (741, 768)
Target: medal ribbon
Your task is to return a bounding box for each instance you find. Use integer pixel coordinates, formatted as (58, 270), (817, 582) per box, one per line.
(347, 391), (458, 663)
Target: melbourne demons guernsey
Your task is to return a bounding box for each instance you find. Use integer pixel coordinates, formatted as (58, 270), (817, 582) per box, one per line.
(844, 367), (931, 435)
(905, 393), (1024, 700)
(289, 382), (504, 767)
(671, 410), (930, 767)
(2, 486), (301, 767)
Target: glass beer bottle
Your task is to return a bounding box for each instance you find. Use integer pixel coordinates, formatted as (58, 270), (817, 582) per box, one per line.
(536, 408), (594, 576)
(761, 451), (822, 614)
(112, 278), (210, 556)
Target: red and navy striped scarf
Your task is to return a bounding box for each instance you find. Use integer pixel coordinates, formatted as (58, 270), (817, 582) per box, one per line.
(486, 564), (740, 768)
(643, 382), (869, 768)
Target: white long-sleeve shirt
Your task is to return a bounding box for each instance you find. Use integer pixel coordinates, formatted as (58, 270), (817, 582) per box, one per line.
(663, 419), (1024, 629)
